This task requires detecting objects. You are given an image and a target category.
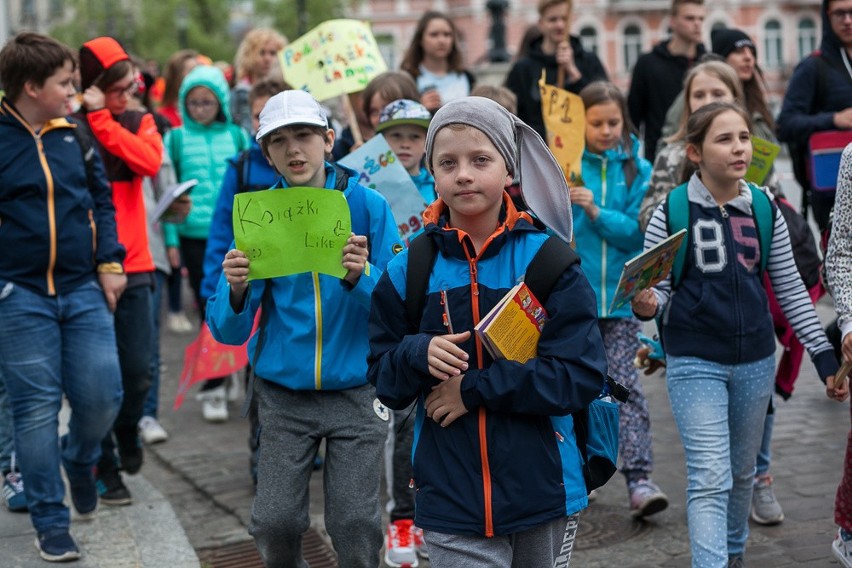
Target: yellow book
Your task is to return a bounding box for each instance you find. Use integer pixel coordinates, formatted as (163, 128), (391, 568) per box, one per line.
(474, 282), (547, 364)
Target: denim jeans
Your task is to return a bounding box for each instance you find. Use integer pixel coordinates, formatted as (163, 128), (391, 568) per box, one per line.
(0, 279), (122, 533)
(666, 354), (775, 568)
(143, 270), (166, 419)
(0, 366), (13, 473)
(755, 398), (774, 476)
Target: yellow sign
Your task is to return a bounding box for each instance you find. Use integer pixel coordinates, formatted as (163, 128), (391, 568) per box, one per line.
(279, 19), (388, 101)
(538, 74), (585, 185)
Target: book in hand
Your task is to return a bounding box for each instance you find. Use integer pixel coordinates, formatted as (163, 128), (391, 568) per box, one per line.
(474, 282), (547, 364)
(608, 228), (687, 313)
(153, 179), (198, 221)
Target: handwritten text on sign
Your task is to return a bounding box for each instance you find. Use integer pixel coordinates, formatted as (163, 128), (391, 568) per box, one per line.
(539, 74), (585, 185)
(279, 19), (388, 101)
(233, 187), (352, 280)
(339, 135), (429, 241)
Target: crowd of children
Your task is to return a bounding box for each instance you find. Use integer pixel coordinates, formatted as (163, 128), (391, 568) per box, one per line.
(3, 1), (852, 566)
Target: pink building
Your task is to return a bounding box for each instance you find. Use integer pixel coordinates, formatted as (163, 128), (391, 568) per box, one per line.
(346, 0), (824, 100)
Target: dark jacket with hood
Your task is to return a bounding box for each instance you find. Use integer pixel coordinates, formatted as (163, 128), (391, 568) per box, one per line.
(505, 35), (608, 139)
(627, 39), (706, 161)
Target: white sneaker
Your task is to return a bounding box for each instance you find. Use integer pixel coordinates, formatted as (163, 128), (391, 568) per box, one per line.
(138, 416), (169, 444)
(167, 311), (194, 334)
(834, 528), (852, 568)
(197, 386), (229, 422)
(226, 373), (242, 402)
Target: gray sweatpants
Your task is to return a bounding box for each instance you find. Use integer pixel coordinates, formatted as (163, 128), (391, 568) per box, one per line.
(249, 379), (387, 568)
(423, 514), (580, 568)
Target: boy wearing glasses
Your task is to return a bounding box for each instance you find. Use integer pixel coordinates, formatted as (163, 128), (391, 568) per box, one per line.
(163, 65), (251, 423)
(73, 36), (163, 508)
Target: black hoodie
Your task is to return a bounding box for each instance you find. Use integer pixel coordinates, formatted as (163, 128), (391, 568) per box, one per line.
(504, 35), (608, 139)
(627, 39), (706, 161)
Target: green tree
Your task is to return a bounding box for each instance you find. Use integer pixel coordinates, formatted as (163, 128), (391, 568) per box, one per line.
(253, 0), (344, 41)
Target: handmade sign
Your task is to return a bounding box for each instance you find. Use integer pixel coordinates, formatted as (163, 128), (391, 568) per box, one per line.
(338, 135), (429, 241)
(279, 19), (387, 101)
(233, 187), (351, 280)
(539, 73), (585, 185)
(745, 136), (781, 187)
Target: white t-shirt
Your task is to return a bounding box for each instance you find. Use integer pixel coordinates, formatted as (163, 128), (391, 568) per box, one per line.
(417, 66), (470, 103)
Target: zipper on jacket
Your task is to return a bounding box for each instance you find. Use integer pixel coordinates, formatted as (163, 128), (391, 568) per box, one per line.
(600, 158), (608, 317)
(720, 210), (742, 358)
(37, 137), (58, 296)
(312, 272), (323, 389)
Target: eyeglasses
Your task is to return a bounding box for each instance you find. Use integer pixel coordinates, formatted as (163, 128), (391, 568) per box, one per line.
(186, 100), (218, 109)
(104, 82), (138, 98)
(829, 9), (852, 22)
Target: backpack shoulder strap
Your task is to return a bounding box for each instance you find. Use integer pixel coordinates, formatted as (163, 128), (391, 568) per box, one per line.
(746, 183), (775, 277)
(235, 150), (249, 194)
(524, 236), (580, 303)
(69, 118), (96, 193)
(665, 183), (691, 288)
(405, 234), (439, 331)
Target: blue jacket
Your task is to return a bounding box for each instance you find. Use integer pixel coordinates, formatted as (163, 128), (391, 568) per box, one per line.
(367, 196), (608, 537)
(573, 135), (650, 318)
(0, 98), (125, 296)
(777, 0), (852, 145)
(200, 142), (279, 300)
(206, 163), (401, 390)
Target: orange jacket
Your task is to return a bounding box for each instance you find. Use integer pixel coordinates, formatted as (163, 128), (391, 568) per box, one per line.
(85, 109), (162, 275)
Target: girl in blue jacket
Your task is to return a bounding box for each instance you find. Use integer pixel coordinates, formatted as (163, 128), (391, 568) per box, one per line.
(571, 81), (668, 518)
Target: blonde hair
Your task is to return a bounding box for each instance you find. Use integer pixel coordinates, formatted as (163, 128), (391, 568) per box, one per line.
(538, 0), (572, 15)
(668, 60), (744, 144)
(470, 85), (518, 115)
(235, 28), (287, 83)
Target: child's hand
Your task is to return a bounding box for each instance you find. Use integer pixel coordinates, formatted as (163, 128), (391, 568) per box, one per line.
(421, 89), (442, 113)
(82, 85), (105, 112)
(167, 246), (181, 269)
(631, 289), (657, 318)
(342, 233), (368, 286)
(223, 249), (250, 302)
(428, 331), (471, 381)
(827, 374), (849, 402)
(425, 375), (468, 427)
(569, 186), (600, 220)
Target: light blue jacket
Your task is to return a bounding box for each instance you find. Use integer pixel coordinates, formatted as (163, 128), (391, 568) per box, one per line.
(206, 164), (402, 390)
(573, 134), (651, 318)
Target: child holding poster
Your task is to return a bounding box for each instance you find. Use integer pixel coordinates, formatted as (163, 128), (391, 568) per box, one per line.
(570, 81), (668, 518)
(207, 89), (401, 567)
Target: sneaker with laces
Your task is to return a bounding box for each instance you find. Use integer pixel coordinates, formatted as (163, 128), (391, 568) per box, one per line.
(385, 519), (418, 567)
(411, 524), (428, 560)
(35, 529), (81, 562)
(3, 470), (27, 512)
(166, 311), (194, 334)
(750, 475), (784, 525)
(198, 386), (229, 422)
(629, 479), (669, 518)
(95, 467), (132, 506)
(834, 528), (852, 568)
(138, 416), (169, 444)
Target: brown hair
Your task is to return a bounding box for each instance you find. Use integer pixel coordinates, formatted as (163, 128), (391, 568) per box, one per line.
(537, 0), (572, 16)
(668, 60), (744, 144)
(470, 85), (518, 115)
(670, 0), (705, 16)
(96, 59), (134, 91)
(679, 101), (752, 183)
(259, 124), (330, 160)
(0, 32), (76, 103)
(580, 81), (638, 182)
(161, 50), (198, 108)
(234, 28), (287, 83)
(360, 71), (420, 120)
(740, 65), (775, 131)
(400, 12), (465, 79)
(249, 78), (288, 106)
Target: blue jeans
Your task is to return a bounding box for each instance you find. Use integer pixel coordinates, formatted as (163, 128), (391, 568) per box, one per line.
(666, 354), (775, 568)
(0, 366), (13, 473)
(756, 399), (774, 476)
(0, 280), (122, 533)
(143, 270), (167, 419)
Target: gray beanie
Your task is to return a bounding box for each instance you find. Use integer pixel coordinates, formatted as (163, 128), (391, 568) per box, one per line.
(425, 96), (573, 242)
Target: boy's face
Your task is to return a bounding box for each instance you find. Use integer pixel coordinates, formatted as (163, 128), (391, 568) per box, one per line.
(103, 70), (136, 115)
(251, 95), (271, 135)
(670, 3), (705, 45)
(431, 126), (511, 224)
(264, 125), (334, 188)
(538, 3), (570, 47)
(383, 124), (427, 175)
(27, 59), (76, 120)
(186, 86), (220, 126)
(829, 0), (852, 47)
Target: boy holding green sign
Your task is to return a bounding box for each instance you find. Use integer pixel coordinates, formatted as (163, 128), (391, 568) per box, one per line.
(206, 89), (401, 567)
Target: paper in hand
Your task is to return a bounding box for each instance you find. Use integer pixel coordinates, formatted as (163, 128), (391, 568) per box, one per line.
(153, 179), (198, 221)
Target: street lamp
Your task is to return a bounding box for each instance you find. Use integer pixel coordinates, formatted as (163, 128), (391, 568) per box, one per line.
(486, 0), (510, 63)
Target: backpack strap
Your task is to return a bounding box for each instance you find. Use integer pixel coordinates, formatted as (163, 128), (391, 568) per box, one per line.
(523, 236), (580, 303)
(69, 119), (97, 194)
(664, 183), (691, 289)
(235, 149), (249, 195)
(331, 163), (370, 240)
(405, 234), (439, 331)
(746, 182), (775, 277)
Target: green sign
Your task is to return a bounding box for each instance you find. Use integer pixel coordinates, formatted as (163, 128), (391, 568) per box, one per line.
(233, 187), (351, 280)
(746, 136), (781, 186)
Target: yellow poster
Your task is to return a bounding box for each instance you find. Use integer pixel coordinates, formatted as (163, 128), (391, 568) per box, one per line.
(538, 73), (585, 185)
(279, 19), (388, 101)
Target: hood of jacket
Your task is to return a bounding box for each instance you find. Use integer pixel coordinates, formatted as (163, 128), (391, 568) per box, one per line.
(821, 0), (848, 60)
(178, 65), (232, 128)
(649, 38), (707, 63)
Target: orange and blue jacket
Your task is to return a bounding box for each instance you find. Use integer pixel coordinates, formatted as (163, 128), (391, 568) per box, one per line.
(367, 195), (608, 537)
(74, 108), (162, 276)
(0, 98), (125, 296)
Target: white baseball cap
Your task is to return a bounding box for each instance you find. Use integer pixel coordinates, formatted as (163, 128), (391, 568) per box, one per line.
(256, 89), (329, 142)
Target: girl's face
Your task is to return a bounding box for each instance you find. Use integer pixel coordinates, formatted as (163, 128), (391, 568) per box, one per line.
(688, 110), (752, 186)
(726, 47), (756, 82)
(265, 126), (334, 188)
(584, 101), (624, 155)
(688, 72), (735, 114)
(253, 40), (280, 79)
(384, 124), (427, 175)
(103, 70), (137, 115)
(421, 18), (454, 60)
(185, 86), (220, 126)
(432, 126), (512, 224)
(368, 93), (388, 129)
